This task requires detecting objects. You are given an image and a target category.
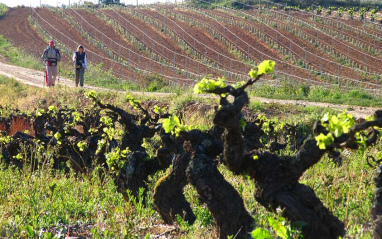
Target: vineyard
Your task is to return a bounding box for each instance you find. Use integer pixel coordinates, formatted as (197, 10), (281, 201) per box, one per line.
(0, 60), (382, 238)
(2, 1), (382, 238)
(0, 1), (382, 90)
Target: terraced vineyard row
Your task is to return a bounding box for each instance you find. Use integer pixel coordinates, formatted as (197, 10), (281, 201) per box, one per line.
(1, 3), (381, 91)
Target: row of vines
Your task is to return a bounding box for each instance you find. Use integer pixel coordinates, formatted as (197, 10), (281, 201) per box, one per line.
(1, 61), (382, 238)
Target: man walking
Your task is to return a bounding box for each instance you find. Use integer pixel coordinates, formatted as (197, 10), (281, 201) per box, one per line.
(41, 40), (61, 87)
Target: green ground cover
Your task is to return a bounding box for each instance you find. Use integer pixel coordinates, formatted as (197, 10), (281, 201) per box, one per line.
(0, 75), (378, 238)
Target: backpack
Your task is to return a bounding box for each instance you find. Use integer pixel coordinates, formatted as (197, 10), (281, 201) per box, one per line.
(44, 47), (61, 66)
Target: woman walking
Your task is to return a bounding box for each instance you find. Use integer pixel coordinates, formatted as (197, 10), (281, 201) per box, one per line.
(73, 45), (87, 87)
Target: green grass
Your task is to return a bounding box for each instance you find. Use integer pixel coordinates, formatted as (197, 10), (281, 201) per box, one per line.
(0, 132), (377, 238)
(251, 80), (382, 107)
(0, 164), (158, 238)
(0, 35), (42, 70)
(0, 4), (7, 17)
(0, 74), (380, 238)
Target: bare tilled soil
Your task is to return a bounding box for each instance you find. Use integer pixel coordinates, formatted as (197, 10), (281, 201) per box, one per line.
(240, 11), (363, 81)
(205, 8), (342, 81)
(101, 9), (213, 76)
(308, 11), (382, 40)
(0, 8), (51, 59)
(0, 60), (377, 120)
(64, 8), (186, 80)
(172, 7), (317, 83)
(219, 7), (361, 81)
(275, 11), (382, 75)
(34, 8), (136, 80)
(136, 8), (247, 75)
(285, 10), (382, 55)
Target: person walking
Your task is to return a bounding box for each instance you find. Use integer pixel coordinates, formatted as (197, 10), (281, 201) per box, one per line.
(41, 40), (61, 87)
(73, 45), (87, 87)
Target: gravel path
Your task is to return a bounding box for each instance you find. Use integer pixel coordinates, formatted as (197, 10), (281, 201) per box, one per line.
(0, 61), (378, 119)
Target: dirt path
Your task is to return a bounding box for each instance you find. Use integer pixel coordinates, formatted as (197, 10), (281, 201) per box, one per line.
(0, 61), (378, 119)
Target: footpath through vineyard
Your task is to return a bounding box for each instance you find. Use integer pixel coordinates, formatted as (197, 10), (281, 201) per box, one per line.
(0, 60), (376, 119)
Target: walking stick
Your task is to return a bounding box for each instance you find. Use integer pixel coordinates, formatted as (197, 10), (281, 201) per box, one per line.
(42, 60), (47, 87)
(57, 62), (60, 85)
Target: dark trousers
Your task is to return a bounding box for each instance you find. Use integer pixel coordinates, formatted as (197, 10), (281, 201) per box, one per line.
(75, 66), (85, 87)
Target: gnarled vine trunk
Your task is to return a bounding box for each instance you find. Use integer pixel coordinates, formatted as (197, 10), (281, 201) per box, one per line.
(187, 154), (254, 239)
(154, 153), (196, 224)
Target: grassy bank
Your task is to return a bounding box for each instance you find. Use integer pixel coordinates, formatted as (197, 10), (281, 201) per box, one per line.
(0, 74), (379, 238)
(0, 35), (42, 70)
(252, 81), (382, 107)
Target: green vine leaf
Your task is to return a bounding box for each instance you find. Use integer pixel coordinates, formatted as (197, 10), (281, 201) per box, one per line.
(315, 133), (334, 150)
(85, 90), (97, 99)
(35, 109), (45, 117)
(321, 111), (355, 137)
(126, 95), (141, 109)
(193, 76), (226, 94)
(248, 68), (258, 79)
(257, 60), (276, 75)
(77, 140), (86, 152)
(162, 115), (181, 136)
(250, 228), (272, 238)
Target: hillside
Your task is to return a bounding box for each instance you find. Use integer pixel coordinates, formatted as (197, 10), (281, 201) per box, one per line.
(2, 3), (382, 238)
(0, 3), (381, 92)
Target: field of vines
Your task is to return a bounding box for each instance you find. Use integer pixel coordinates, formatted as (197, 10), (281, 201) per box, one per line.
(2, 1), (382, 238)
(0, 59), (381, 238)
(1, 1), (382, 91)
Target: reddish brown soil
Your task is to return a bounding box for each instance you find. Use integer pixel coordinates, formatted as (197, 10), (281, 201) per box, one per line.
(278, 10), (382, 74)
(136, 8), (247, 75)
(65, 8), (186, 80)
(310, 11), (382, 40)
(0, 116), (35, 136)
(0, 8), (50, 60)
(173, 7), (317, 82)
(101, 9), (213, 77)
(34, 8), (136, 80)
(8, 116), (35, 136)
(211, 8), (369, 84)
(286, 10), (382, 54)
